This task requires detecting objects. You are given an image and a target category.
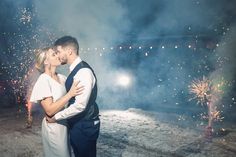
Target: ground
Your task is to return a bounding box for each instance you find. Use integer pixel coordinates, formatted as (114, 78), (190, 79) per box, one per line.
(0, 107), (236, 157)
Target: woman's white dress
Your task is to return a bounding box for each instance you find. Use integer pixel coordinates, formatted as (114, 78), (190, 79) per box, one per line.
(30, 73), (70, 157)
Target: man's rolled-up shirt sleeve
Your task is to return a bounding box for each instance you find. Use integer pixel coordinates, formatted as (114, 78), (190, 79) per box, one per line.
(54, 68), (95, 121)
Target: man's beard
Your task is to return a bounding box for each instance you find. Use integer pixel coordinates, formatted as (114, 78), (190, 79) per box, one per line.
(60, 61), (66, 65)
(60, 58), (67, 65)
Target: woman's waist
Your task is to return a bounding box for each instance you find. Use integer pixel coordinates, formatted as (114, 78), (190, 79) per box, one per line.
(42, 117), (68, 128)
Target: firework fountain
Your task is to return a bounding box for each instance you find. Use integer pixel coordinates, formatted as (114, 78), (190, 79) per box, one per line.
(24, 67), (36, 128)
(0, 4), (59, 128)
(189, 76), (226, 142)
(10, 62), (36, 128)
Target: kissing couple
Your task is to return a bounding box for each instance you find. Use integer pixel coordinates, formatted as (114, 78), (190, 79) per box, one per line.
(30, 36), (100, 157)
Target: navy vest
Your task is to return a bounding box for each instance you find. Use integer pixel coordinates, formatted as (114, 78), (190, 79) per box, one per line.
(65, 61), (99, 126)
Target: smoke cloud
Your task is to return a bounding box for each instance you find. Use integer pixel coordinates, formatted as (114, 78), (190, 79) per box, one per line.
(1, 0), (236, 118)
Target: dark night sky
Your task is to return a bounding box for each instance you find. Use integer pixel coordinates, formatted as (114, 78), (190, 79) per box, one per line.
(0, 0), (236, 122)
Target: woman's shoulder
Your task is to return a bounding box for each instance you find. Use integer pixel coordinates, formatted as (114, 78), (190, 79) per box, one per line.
(30, 74), (53, 103)
(35, 73), (50, 84)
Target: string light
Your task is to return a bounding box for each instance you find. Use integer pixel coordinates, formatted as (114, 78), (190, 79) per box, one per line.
(77, 42), (217, 54)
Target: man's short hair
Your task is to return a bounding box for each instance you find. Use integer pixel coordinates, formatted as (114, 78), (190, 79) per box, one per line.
(54, 36), (79, 54)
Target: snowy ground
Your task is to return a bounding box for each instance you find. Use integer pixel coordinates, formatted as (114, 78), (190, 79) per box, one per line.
(0, 107), (236, 157)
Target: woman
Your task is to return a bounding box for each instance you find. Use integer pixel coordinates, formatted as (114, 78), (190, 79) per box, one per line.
(30, 47), (83, 157)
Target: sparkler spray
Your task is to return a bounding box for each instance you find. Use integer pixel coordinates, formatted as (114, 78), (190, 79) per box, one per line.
(189, 76), (225, 142)
(26, 101), (33, 128)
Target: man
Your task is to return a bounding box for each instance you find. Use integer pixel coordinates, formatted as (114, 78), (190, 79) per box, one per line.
(48, 36), (100, 157)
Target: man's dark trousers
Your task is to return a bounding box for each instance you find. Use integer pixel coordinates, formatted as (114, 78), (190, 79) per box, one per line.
(69, 119), (100, 157)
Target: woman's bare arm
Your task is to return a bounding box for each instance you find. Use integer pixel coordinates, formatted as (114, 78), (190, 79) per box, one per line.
(40, 81), (84, 117)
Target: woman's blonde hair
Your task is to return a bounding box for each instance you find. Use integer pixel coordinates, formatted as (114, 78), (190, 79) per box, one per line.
(35, 47), (52, 73)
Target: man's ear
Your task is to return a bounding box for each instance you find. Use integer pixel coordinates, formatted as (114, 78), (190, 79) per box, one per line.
(67, 48), (73, 55)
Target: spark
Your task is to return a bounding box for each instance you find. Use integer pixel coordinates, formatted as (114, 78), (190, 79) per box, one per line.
(189, 76), (211, 105)
(19, 8), (32, 24)
(211, 110), (224, 122)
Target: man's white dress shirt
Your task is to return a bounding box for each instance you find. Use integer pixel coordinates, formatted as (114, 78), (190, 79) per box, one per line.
(54, 57), (96, 121)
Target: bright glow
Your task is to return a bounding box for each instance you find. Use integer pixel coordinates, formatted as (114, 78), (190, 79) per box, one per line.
(117, 74), (132, 87)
